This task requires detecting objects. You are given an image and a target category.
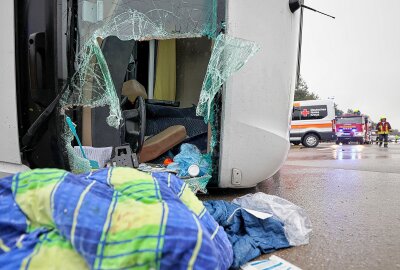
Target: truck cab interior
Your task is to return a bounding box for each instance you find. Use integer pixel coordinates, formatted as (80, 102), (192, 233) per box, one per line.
(15, 0), (226, 186)
(84, 36), (212, 161)
(10, 0), (302, 188)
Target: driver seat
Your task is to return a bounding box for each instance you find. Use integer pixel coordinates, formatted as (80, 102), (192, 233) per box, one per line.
(121, 80), (187, 163)
(85, 36), (187, 163)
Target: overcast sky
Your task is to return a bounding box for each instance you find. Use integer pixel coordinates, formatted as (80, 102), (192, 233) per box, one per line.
(301, 0), (400, 128)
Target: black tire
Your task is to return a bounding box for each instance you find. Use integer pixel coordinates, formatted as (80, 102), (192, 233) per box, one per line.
(335, 140), (340, 145)
(302, 134), (320, 148)
(292, 142), (301, 146)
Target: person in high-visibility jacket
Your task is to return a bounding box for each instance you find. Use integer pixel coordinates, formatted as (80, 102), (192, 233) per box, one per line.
(376, 117), (392, 148)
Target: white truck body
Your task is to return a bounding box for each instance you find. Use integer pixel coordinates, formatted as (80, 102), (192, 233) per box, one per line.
(219, 0), (301, 187)
(0, 0), (29, 174)
(0, 0), (301, 187)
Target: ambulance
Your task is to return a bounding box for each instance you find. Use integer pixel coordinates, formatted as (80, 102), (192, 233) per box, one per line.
(290, 100), (336, 147)
(0, 0), (303, 188)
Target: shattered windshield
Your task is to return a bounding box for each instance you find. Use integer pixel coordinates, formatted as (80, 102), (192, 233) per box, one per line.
(62, 0), (220, 128)
(78, 0), (219, 42)
(60, 0), (259, 179)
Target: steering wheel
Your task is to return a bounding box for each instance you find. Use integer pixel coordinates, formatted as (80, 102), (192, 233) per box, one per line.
(122, 96), (146, 154)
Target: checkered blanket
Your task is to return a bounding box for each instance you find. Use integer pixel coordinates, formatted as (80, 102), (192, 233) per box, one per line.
(0, 168), (232, 270)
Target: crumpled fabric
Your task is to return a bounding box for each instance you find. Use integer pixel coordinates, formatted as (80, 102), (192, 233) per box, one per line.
(233, 193), (312, 246)
(204, 200), (290, 269)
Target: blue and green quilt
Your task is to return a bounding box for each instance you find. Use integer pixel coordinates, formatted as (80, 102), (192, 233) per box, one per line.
(0, 168), (233, 269)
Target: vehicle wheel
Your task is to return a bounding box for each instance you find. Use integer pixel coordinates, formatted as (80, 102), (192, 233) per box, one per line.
(293, 142), (301, 146)
(359, 139), (365, 145)
(335, 140), (340, 145)
(302, 134), (320, 148)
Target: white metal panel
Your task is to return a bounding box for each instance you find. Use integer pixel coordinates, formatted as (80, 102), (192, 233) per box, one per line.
(218, 0), (300, 187)
(0, 162), (29, 175)
(0, 0), (23, 165)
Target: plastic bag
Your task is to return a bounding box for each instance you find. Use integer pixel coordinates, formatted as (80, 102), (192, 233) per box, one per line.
(233, 193), (312, 246)
(73, 146), (113, 168)
(167, 144), (210, 178)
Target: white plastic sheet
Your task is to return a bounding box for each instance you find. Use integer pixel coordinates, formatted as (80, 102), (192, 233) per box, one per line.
(233, 193), (312, 246)
(73, 146), (113, 168)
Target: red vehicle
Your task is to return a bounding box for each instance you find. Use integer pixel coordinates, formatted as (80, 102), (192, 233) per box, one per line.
(335, 114), (372, 144)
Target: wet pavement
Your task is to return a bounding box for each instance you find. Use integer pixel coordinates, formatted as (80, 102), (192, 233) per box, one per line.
(204, 143), (400, 270)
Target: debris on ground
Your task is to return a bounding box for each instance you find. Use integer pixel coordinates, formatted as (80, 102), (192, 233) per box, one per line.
(136, 143), (211, 194)
(0, 168), (233, 270)
(233, 193), (312, 246)
(167, 143), (210, 178)
(204, 193), (312, 269)
(204, 200), (290, 269)
(241, 255), (302, 270)
(167, 143), (212, 193)
(0, 168), (310, 270)
(138, 163), (173, 173)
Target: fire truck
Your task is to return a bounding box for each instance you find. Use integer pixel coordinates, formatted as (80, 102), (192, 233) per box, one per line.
(335, 114), (372, 144)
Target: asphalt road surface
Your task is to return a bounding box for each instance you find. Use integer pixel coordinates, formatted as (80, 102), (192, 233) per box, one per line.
(205, 143), (400, 270)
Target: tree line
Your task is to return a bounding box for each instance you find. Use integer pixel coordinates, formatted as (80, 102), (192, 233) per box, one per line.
(295, 75), (364, 117)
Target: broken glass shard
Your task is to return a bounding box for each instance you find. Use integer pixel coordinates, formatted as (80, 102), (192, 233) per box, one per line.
(197, 33), (260, 123)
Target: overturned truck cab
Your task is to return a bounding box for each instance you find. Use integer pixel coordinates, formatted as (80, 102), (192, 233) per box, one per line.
(0, 0), (301, 188)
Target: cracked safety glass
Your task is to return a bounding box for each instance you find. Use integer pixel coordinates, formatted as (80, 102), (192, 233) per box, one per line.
(60, 0), (259, 185)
